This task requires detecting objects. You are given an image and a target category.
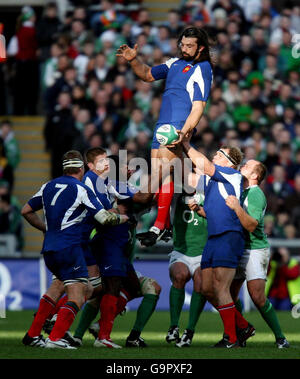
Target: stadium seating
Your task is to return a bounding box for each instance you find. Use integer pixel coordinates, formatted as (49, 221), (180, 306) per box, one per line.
(12, 116), (50, 254)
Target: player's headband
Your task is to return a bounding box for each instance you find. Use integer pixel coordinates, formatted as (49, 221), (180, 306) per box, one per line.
(218, 149), (237, 166)
(62, 158), (84, 169)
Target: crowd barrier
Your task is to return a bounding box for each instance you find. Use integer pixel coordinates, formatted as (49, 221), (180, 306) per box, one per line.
(0, 257), (253, 314)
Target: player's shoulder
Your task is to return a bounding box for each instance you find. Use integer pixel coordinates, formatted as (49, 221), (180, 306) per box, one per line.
(214, 164), (241, 176)
(38, 180), (50, 192)
(83, 170), (96, 181)
(77, 179), (93, 193)
(83, 170), (97, 187)
(195, 60), (212, 70)
(247, 185), (266, 203)
(164, 57), (180, 68)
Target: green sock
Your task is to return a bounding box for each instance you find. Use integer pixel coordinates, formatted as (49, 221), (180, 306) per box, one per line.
(74, 302), (99, 339)
(258, 299), (285, 339)
(187, 291), (206, 332)
(132, 294), (159, 332)
(235, 298), (243, 314)
(169, 286), (185, 327)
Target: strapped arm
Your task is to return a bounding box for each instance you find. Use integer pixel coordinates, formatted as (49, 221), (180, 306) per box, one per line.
(94, 209), (128, 226)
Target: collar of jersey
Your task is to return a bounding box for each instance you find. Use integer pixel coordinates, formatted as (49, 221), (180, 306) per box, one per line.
(245, 184), (258, 189)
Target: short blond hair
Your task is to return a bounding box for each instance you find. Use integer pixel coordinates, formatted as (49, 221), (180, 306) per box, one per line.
(221, 145), (244, 168)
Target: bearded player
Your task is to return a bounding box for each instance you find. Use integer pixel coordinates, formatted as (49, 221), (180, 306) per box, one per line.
(116, 26), (213, 246)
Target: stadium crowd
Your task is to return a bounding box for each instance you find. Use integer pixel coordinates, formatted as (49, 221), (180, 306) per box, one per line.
(1, 0), (300, 248)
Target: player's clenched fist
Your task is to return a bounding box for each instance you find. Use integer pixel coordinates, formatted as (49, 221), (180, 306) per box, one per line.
(225, 195), (239, 210)
(116, 44), (138, 62)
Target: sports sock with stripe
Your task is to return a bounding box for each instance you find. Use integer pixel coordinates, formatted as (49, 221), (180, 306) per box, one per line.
(28, 294), (56, 338)
(217, 302), (237, 343)
(48, 294), (68, 319)
(235, 298), (243, 314)
(49, 301), (79, 341)
(258, 299), (285, 339)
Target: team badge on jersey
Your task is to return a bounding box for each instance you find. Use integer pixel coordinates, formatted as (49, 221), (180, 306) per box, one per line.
(182, 65), (192, 73)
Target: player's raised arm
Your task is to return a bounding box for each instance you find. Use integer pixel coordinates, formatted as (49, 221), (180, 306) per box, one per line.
(182, 139), (215, 177)
(225, 195), (258, 233)
(116, 44), (155, 82)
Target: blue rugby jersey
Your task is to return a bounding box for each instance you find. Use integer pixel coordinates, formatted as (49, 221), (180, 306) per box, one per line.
(28, 175), (104, 252)
(151, 58), (213, 125)
(83, 170), (137, 246)
(203, 165), (243, 237)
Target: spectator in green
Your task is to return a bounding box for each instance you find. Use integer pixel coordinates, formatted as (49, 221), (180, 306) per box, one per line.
(0, 180), (24, 251)
(274, 84), (295, 118)
(233, 89), (253, 123)
(119, 108), (151, 143)
(0, 120), (21, 170)
(0, 137), (14, 192)
(134, 80), (153, 114)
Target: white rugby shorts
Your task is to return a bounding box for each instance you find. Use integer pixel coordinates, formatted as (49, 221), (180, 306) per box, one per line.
(234, 248), (270, 281)
(168, 250), (202, 277)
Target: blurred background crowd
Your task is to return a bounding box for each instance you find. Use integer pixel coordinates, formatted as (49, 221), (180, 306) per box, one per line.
(0, 0), (300, 253)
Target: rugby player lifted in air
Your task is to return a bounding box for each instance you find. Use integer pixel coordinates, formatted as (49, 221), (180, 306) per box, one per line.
(116, 26), (213, 246)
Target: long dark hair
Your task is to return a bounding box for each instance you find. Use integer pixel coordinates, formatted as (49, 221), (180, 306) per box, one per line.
(177, 26), (212, 64)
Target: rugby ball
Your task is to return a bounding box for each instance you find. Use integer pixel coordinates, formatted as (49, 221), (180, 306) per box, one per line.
(156, 124), (179, 146)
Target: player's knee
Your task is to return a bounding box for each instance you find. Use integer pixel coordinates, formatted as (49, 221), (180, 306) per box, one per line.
(171, 272), (188, 288)
(46, 279), (65, 301)
(65, 278), (89, 308)
(153, 282), (161, 296)
(201, 287), (213, 301)
(250, 291), (266, 308)
(200, 281), (214, 301)
(141, 277), (160, 296)
(85, 281), (94, 300)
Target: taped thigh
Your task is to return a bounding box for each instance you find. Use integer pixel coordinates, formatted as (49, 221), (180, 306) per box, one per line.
(139, 276), (158, 295)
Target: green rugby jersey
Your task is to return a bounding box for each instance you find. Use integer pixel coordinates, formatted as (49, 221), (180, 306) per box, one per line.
(241, 185), (270, 250)
(173, 193), (208, 257)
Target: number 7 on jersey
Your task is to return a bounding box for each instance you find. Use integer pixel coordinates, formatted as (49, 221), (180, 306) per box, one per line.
(51, 184), (68, 206)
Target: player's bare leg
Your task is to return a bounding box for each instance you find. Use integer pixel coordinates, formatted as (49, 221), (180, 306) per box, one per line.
(200, 267), (214, 303)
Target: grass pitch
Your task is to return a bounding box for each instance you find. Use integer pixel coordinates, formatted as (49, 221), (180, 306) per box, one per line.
(0, 310), (299, 359)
